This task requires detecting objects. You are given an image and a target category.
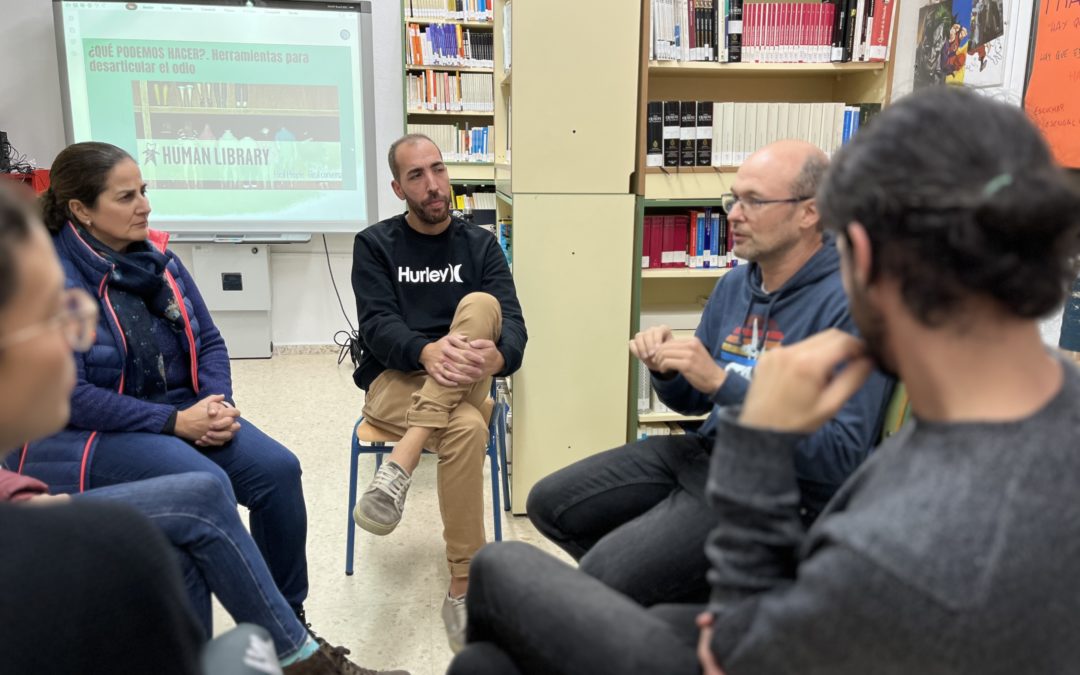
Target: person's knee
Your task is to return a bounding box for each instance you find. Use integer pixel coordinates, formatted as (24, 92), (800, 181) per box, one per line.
(448, 643), (519, 675)
(525, 473), (561, 534)
(181, 471), (237, 508)
(260, 446), (303, 484)
(459, 292), (501, 331)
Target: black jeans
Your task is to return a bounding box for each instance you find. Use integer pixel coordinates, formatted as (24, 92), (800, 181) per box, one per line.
(447, 541), (702, 675)
(527, 433), (716, 605)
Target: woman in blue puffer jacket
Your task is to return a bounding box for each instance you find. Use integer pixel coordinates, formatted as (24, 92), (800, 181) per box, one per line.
(10, 141), (310, 617)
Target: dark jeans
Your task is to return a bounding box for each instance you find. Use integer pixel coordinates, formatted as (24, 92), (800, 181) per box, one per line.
(527, 433), (716, 605)
(86, 416), (309, 610)
(77, 473), (309, 659)
(447, 542), (702, 675)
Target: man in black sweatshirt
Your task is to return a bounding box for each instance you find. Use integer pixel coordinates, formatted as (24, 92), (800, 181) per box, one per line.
(350, 134), (526, 652)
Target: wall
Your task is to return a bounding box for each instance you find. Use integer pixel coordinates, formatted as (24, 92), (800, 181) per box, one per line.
(0, 0), (405, 346)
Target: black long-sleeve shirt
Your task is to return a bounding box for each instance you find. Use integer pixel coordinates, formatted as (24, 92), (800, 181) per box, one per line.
(351, 214), (527, 390)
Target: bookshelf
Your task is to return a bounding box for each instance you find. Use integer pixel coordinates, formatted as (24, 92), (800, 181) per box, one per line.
(494, 0), (641, 513)
(402, 4), (497, 184)
(629, 0), (903, 438)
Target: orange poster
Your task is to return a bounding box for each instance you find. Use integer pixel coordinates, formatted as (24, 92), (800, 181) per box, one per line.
(1024, 0), (1080, 168)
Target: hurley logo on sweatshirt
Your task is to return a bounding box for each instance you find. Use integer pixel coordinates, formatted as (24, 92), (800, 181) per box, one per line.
(397, 264), (464, 284)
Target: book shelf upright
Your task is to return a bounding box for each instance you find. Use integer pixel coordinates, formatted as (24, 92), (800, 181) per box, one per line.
(493, 0), (642, 512)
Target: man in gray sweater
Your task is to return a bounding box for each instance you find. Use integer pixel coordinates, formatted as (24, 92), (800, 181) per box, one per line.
(446, 87), (1080, 675)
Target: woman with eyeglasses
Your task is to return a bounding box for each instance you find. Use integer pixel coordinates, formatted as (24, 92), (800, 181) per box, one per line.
(0, 183), (407, 674)
(8, 141), (315, 660)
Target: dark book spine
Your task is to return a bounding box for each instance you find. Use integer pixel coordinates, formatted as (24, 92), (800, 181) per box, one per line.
(727, 0), (743, 63)
(696, 101), (713, 166)
(831, 0), (848, 62)
(844, 0), (858, 62)
(680, 101), (697, 167)
(647, 101), (664, 167)
(663, 101), (681, 167)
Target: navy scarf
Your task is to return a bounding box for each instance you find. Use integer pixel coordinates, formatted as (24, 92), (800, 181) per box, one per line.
(82, 227), (186, 402)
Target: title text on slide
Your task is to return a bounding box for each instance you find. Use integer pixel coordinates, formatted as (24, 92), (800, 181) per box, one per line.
(85, 44), (311, 75)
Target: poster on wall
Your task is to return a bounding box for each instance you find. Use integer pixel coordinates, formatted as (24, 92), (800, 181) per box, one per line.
(894, 0), (1034, 104)
(912, 0), (971, 88)
(964, 0), (1009, 86)
(1023, 0), (1080, 169)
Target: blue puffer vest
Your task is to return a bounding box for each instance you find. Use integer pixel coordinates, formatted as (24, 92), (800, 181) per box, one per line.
(7, 223), (205, 493)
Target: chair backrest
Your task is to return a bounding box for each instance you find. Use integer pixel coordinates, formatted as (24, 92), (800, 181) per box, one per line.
(879, 382), (912, 443)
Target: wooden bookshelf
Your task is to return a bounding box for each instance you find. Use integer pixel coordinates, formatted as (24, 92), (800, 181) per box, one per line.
(638, 412), (709, 423)
(402, 4), (497, 180)
(629, 0), (903, 438)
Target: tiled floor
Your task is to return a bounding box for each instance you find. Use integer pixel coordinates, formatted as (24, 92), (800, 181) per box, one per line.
(211, 353), (571, 675)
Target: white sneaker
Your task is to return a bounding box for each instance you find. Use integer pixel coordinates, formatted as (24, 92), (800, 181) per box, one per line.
(353, 461), (411, 536)
(441, 593), (467, 653)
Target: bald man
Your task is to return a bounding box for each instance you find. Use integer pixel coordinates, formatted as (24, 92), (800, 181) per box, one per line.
(526, 140), (893, 606)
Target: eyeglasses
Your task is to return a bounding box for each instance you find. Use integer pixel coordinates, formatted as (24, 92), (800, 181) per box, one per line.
(0, 288), (99, 353)
(720, 193), (813, 215)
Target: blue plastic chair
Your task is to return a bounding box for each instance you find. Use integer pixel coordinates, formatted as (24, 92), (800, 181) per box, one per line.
(345, 386), (507, 576)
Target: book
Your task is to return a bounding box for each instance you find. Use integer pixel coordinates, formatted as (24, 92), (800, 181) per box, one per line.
(663, 101), (681, 167)
(680, 101), (697, 167)
(646, 101), (664, 168)
(866, 0), (896, 62)
(727, 0), (743, 63)
(696, 101), (713, 166)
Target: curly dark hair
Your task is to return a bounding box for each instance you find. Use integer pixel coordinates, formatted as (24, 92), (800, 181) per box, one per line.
(818, 86), (1080, 325)
(0, 184), (36, 313)
(40, 141), (133, 234)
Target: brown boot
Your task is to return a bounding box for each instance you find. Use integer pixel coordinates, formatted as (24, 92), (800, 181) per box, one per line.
(282, 639), (410, 675)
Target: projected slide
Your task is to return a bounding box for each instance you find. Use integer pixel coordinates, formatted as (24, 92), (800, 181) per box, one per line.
(56, 2), (375, 232)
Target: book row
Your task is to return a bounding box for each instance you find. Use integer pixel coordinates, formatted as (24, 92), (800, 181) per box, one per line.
(404, 0), (494, 22)
(407, 123), (494, 163)
(650, 0), (896, 64)
(406, 72), (494, 113)
(643, 210), (738, 270)
(406, 23), (495, 69)
(645, 100), (881, 168)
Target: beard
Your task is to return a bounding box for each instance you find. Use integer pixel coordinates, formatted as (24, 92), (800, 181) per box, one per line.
(849, 282), (897, 379)
(406, 192), (451, 225)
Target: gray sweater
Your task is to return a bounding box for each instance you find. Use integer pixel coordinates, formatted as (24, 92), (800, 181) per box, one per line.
(706, 357), (1080, 674)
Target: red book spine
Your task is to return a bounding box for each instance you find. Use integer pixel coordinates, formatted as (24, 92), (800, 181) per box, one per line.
(662, 215), (675, 268)
(677, 216), (690, 268)
(642, 216), (653, 269)
(651, 216), (664, 270)
(868, 0), (895, 62)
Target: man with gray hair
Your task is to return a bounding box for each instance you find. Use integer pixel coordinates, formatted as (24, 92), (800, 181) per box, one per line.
(527, 139), (892, 607)
(350, 134), (526, 651)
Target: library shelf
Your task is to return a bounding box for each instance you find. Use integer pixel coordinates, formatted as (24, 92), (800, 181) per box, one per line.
(407, 109), (495, 116)
(406, 64), (494, 73)
(642, 268), (731, 279)
(638, 412), (709, 423)
(401, 17), (494, 28)
(648, 60), (887, 78)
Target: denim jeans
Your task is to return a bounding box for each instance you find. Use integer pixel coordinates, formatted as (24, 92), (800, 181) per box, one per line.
(76, 473), (309, 659)
(526, 433), (716, 605)
(447, 542), (701, 675)
(85, 416), (309, 609)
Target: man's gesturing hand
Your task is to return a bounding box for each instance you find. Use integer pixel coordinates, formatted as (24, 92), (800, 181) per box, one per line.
(653, 337), (727, 395)
(739, 329), (874, 434)
(629, 325), (675, 373)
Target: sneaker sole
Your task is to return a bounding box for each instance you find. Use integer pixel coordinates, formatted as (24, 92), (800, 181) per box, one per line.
(353, 503), (400, 536)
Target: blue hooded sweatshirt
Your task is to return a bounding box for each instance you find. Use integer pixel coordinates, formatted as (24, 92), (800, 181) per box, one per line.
(652, 232), (893, 517)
